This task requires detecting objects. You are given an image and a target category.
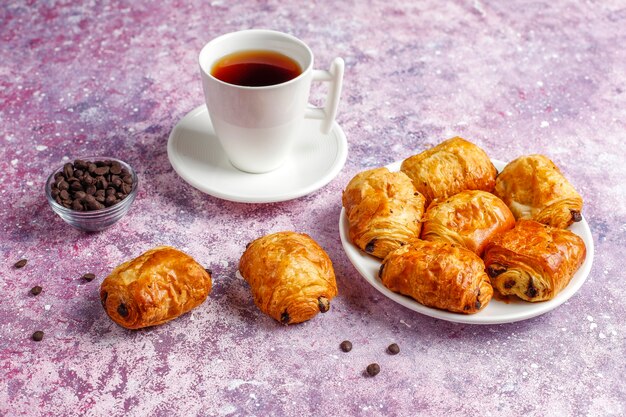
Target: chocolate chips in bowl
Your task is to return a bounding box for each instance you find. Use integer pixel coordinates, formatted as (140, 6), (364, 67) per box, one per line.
(45, 157), (138, 232)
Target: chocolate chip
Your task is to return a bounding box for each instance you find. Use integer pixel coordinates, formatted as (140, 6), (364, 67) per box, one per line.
(318, 296), (330, 313)
(14, 259), (27, 268)
(117, 303), (129, 317)
(88, 163), (97, 174)
(280, 311), (290, 324)
(365, 239), (377, 254)
(74, 159), (88, 170)
(475, 300), (482, 310)
(110, 164), (122, 175)
(340, 340), (352, 352)
(387, 343), (400, 355)
(571, 210), (582, 222)
(205, 268), (213, 276)
(93, 166), (109, 176)
(63, 163), (74, 178)
(82, 273), (96, 282)
(32, 331), (44, 342)
(487, 264), (507, 278)
(504, 280), (516, 289)
(378, 263), (385, 279)
(525, 279), (538, 298)
(58, 180), (69, 191)
(366, 363), (380, 377)
(30, 286), (42, 295)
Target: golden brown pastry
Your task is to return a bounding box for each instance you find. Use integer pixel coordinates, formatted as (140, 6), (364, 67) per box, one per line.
(483, 220), (586, 302)
(100, 246), (212, 329)
(239, 231), (338, 325)
(421, 190), (515, 256)
(379, 240), (493, 314)
(342, 167), (426, 259)
(400, 137), (497, 206)
(493, 154), (583, 229)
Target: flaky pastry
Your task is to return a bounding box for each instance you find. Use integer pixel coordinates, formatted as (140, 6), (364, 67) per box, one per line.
(342, 167), (426, 259)
(239, 231), (338, 325)
(493, 154), (583, 229)
(100, 246), (212, 329)
(483, 220), (586, 302)
(379, 240), (493, 314)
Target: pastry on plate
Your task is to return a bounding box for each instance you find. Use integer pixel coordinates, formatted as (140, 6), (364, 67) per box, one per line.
(400, 137), (497, 206)
(342, 167), (426, 259)
(483, 220), (586, 302)
(100, 246), (212, 329)
(379, 240), (493, 314)
(239, 231), (338, 325)
(493, 154), (583, 229)
(420, 190), (515, 256)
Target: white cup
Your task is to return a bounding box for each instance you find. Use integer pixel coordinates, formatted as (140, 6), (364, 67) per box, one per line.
(199, 29), (344, 173)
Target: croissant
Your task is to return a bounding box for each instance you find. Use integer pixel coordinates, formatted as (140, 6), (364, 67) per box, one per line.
(483, 220), (586, 302)
(100, 246), (212, 329)
(239, 231), (338, 325)
(342, 167), (426, 259)
(400, 137), (497, 206)
(421, 190), (515, 256)
(493, 154), (583, 229)
(379, 240), (493, 314)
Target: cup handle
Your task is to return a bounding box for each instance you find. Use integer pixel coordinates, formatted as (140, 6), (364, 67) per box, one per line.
(305, 57), (345, 134)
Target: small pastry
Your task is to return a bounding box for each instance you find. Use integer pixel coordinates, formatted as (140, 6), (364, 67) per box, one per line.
(239, 231), (338, 325)
(483, 220), (586, 302)
(342, 167), (426, 259)
(379, 240), (493, 314)
(400, 137), (497, 206)
(493, 154), (583, 229)
(421, 190), (515, 256)
(100, 246), (212, 329)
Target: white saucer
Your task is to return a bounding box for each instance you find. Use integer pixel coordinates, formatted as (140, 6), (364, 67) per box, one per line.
(167, 105), (348, 203)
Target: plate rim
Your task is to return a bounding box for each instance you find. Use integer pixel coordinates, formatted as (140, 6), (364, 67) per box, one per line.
(167, 104), (348, 203)
(339, 158), (594, 325)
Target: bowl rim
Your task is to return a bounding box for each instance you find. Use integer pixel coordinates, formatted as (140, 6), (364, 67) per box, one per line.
(45, 156), (139, 217)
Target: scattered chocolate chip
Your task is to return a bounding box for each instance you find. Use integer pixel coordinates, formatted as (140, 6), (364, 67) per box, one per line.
(117, 303), (129, 317)
(32, 331), (44, 342)
(280, 311), (290, 324)
(82, 273), (96, 282)
(504, 280), (516, 289)
(571, 210), (582, 222)
(387, 343), (400, 355)
(378, 263), (385, 279)
(366, 363), (380, 377)
(205, 268), (213, 276)
(14, 259), (28, 268)
(340, 340), (352, 352)
(318, 296), (330, 313)
(475, 300), (482, 310)
(30, 286), (42, 296)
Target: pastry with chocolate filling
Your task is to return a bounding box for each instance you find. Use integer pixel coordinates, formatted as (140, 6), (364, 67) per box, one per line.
(239, 231), (338, 325)
(342, 167), (426, 259)
(400, 137), (497, 206)
(379, 240), (493, 314)
(493, 154), (583, 229)
(421, 190), (515, 256)
(483, 220), (586, 302)
(100, 246), (212, 329)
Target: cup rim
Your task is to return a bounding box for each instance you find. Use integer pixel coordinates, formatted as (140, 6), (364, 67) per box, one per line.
(198, 29), (314, 90)
(45, 156), (139, 217)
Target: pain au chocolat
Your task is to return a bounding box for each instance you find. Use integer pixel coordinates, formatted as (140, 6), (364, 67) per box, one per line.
(400, 137), (497, 206)
(100, 246), (212, 329)
(379, 240), (493, 314)
(493, 154), (583, 229)
(483, 220), (586, 302)
(342, 167), (426, 259)
(420, 190), (515, 256)
(239, 231), (338, 325)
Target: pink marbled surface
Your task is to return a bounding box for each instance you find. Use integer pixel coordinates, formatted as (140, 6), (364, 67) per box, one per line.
(1, 0), (625, 416)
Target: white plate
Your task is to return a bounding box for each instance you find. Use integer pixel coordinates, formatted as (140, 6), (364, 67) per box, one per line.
(339, 159), (594, 324)
(167, 105), (348, 203)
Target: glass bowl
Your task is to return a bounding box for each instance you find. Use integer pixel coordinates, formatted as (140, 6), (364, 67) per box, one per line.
(45, 157), (139, 232)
